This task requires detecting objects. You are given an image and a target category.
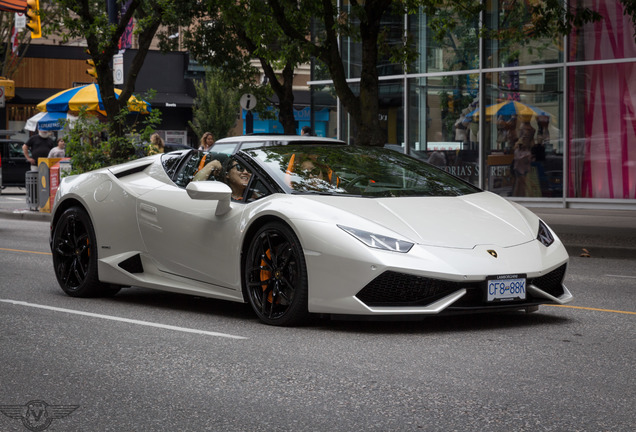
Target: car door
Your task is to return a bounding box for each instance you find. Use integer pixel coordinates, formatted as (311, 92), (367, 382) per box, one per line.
(136, 182), (247, 293)
(137, 151), (253, 294)
(5, 141), (29, 186)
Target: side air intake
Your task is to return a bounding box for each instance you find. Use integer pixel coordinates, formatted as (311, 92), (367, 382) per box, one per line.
(118, 254), (144, 274)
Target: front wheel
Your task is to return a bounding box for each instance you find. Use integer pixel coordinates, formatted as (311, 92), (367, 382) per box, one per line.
(244, 222), (309, 326)
(51, 207), (120, 297)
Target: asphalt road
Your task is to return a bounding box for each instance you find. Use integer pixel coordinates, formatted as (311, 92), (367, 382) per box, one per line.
(1, 218), (635, 432)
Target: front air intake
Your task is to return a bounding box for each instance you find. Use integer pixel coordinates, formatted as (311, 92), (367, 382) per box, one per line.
(356, 271), (471, 307)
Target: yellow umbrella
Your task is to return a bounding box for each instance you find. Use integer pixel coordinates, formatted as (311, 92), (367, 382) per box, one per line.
(37, 84), (150, 115)
(466, 101), (550, 122)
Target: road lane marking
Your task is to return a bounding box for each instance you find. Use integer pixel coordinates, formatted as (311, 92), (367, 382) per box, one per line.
(0, 299), (248, 340)
(605, 274), (636, 279)
(0, 247), (51, 255)
(546, 304), (636, 315)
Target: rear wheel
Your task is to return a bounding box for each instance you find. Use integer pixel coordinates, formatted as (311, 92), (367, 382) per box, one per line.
(244, 222), (309, 326)
(51, 207), (120, 297)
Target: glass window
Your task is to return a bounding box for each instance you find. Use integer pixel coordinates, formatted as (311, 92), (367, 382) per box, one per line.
(483, 68), (564, 198)
(341, 7), (404, 79)
(161, 151), (186, 179)
(407, 75), (480, 186)
(247, 145), (479, 197)
(568, 1), (636, 62)
(210, 142), (239, 155)
(568, 62), (636, 199)
(484, 1), (562, 69)
(9, 142), (26, 159)
(408, 6), (479, 74)
(340, 80), (404, 146)
(173, 151), (229, 187)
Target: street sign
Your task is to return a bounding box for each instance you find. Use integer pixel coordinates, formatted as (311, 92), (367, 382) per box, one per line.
(0, 87), (5, 109)
(240, 93), (256, 111)
(15, 12), (26, 30)
(113, 54), (124, 85)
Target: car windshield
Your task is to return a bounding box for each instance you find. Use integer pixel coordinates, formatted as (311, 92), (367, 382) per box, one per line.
(245, 145), (480, 197)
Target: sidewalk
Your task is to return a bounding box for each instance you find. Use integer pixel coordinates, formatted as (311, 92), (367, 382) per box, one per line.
(2, 187), (635, 259)
(530, 207), (636, 259)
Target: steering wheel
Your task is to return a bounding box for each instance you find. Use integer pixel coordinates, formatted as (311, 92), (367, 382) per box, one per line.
(344, 175), (371, 193)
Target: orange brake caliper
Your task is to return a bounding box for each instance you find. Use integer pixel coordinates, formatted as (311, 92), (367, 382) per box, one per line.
(260, 249), (274, 303)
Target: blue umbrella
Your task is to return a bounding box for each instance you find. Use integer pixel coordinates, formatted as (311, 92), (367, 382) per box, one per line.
(25, 111), (78, 131)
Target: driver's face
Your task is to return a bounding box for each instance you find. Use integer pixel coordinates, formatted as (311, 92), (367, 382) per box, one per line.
(228, 162), (251, 187)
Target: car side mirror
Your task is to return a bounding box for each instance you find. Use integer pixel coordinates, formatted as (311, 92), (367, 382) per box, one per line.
(185, 181), (232, 215)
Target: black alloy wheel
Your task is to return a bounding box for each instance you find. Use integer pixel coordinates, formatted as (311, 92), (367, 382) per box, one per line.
(244, 222), (309, 326)
(51, 207), (120, 297)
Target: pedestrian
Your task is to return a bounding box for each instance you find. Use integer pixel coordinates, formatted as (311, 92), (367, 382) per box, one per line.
(301, 126), (312, 136)
(149, 133), (165, 154)
(199, 132), (215, 151)
(23, 130), (55, 170)
(47, 138), (66, 158)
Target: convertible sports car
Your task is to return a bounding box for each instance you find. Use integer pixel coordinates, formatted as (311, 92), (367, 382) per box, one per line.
(50, 141), (572, 326)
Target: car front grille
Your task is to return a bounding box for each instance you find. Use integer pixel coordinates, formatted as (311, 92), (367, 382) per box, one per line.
(528, 264), (567, 297)
(356, 264), (567, 308)
(355, 271), (477, 307)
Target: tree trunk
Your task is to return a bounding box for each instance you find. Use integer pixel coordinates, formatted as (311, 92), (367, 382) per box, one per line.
(262, 60), (298, 134)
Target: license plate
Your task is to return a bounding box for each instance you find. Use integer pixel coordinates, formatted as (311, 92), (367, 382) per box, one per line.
(487, 274), (526, 302)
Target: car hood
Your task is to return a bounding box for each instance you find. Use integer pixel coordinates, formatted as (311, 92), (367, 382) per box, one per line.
(303, 192), (537, 249)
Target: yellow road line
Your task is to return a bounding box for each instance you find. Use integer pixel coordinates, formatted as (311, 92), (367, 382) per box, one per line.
(0, 247), (51, 256)
(546, 304), (636, 315)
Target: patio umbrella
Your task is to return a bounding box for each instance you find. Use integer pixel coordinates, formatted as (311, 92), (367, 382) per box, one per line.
(36, 84), (151, 115)
(25, 111), (78, 132)
(465, 100), (550, 122)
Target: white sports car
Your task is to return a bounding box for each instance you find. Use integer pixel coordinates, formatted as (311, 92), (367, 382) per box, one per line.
(50, 141), (572, 326)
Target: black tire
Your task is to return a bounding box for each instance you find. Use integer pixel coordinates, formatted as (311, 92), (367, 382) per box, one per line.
(51, 207), (121, 297)
(244, 222), (309, 326)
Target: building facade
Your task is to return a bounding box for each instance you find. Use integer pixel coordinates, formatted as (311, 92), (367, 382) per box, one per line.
(309, 0), (636, 209)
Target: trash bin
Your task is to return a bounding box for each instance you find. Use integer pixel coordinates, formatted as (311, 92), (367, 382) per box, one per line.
(26, 171), (38, 211)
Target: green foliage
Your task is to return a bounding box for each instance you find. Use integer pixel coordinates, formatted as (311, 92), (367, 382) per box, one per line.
(52, 0), (201, 160)
(65, 99), (162, 174)
(188, 69), (240, 141)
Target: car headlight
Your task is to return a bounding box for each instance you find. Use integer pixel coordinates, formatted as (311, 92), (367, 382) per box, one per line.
(537, 220), (555, 247)
(338, 225), (414, 253)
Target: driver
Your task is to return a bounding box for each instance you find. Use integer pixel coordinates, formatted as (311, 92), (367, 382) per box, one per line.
(223, 158), (252, 200)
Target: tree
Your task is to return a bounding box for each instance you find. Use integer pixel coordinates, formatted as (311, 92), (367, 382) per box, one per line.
(189, 68), (240, 141)
(53, 0), (202, 158)
(184, 0), (311, 135)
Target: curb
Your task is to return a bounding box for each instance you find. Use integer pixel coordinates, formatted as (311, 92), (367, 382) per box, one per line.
(0, 209), (51, 222)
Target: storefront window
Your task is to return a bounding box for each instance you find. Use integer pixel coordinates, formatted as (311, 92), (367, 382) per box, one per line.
(407, 6), (479, 74)
(341, 7), (404, 79)
(483, 69), (563, 198)
(311, 0), (636, 207)
(340, 80), (403, 146)
(569, 0), (636, 62)
(407, 75), (479, 185)
(568, 62), (636, 199)
(484, 1), (562, 69)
